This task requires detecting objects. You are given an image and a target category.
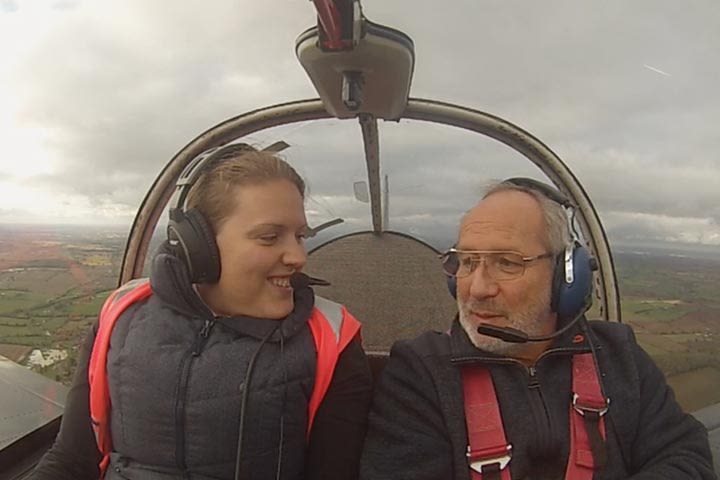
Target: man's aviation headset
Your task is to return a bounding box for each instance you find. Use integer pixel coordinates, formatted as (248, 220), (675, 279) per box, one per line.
(167, 143), (258, 284)
(446, 177), (595, 324)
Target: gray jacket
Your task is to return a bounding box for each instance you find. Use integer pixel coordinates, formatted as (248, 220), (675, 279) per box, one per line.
(31, 245), (373, 480)
(105, 251), (319, 479)
(360, 319), (716, 480)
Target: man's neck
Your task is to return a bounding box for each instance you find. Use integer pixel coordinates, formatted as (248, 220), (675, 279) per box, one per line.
(513, 339), (554, 366)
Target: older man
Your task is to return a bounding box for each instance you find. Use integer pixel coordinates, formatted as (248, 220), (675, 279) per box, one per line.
(360, 179), (715, 480)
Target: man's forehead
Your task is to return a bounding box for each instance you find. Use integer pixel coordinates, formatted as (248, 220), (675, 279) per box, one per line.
(458, 218), (534, 246)
(462, 190), (542, 222)
(458, 190), (546, 246)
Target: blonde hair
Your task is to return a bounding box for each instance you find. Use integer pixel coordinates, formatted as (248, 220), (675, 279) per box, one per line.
(186, 148), (305, 233)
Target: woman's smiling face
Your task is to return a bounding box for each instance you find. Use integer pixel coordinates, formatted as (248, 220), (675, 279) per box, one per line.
(198, 179), (308, 319)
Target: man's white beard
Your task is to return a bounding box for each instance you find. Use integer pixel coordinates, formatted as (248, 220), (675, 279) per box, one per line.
(458, 293), (554, 357)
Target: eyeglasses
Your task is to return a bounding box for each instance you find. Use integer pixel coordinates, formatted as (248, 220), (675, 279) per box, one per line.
(439, 249), (553, 281)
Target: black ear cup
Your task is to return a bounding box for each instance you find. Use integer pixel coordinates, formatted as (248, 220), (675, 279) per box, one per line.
(442, 246), (459, 299)
(447, 276), (457, 299)
(165, 144), (259, 284)
(167, 208), (221, 284)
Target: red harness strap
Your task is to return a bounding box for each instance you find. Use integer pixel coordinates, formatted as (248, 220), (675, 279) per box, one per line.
(461, 366), (512, 480)
(566, 352), (608, 477)
(461, 353), (608, 480)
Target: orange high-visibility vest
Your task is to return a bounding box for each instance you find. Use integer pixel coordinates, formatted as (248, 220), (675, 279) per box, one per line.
(88, 279), (360, 478)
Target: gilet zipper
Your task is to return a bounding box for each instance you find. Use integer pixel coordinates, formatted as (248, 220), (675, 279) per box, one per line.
(174, 318), (215, 474)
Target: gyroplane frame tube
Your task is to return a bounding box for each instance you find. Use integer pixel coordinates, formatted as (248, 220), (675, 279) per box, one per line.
(120, 98), (620, 323)
(402, 99), (620, 323)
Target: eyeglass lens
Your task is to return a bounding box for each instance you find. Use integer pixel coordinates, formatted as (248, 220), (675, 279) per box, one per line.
(443, 252), (526, 279)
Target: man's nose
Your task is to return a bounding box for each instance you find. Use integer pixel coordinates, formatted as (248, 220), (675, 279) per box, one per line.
(467, 261), (500, 299)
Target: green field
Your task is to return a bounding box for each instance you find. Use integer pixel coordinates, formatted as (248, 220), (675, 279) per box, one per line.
(0, 228), (719, 410)
(621, 298), (693, 323)
(611, 251), (720, 409)
(0, 226), (123, 382)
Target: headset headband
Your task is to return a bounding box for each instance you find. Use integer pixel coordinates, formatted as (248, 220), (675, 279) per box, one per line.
(166, 142), (259, 284)
(171, 143), (258, 214)
(505, 177), (582, 245)
(504, 177), (574, 209)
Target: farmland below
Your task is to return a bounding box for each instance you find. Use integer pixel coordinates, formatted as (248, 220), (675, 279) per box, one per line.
(0, 224), (124, 383)
(0, 224), (718, 412)
(613, 248), (720, 411)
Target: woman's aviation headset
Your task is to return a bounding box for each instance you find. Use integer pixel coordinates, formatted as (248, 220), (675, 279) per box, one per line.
(445, 178), (596, 341)
(167, 143), (258, 284)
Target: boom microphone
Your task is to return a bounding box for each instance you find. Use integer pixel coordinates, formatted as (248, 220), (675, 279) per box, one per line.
(289, 272), (331, 289)
(476, 314), (583, 343)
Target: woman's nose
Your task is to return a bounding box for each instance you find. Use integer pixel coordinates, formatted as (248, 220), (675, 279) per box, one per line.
(283, 238), (307, 269)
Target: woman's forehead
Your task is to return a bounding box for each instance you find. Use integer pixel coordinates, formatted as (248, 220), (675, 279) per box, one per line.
(222, 180), (307, 228)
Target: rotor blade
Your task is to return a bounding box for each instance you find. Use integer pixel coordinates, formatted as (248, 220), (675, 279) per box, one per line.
(262, 141), (290, 153)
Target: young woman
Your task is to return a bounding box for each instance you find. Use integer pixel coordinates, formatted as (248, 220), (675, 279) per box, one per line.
(31, 145), (373, 480)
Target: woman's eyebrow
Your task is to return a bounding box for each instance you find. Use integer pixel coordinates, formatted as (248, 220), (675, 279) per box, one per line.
(247, 223), (308, 234)
(247, 223), (284, 235)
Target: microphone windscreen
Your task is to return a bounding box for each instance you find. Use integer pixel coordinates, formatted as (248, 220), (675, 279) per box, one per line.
(289, 272), (332, 289)
(306, 275), (331, 286)
(290, 272), (311, 290)
(477, 324), (529, 343)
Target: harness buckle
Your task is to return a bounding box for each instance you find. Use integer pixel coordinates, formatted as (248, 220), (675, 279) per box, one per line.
(573, 393), (610, 416)
(467, 444), (513, 473)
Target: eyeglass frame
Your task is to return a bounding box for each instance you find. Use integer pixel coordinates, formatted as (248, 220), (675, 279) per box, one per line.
(439, 248), (554, 280)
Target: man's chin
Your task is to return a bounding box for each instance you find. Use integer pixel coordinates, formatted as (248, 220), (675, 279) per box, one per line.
(460, 315), (519, 355)
(469, 334), (507, 353)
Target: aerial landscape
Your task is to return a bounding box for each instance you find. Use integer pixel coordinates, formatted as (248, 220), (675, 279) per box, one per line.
(0, 223), (718, 412)
(0, 224), (124, 384)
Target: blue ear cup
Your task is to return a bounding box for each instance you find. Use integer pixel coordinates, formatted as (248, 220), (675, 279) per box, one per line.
(504, 177), (595, 321)
(446, 178), (596, 321)
(445, 246), (594, 316)
(552, 242), (594, 322)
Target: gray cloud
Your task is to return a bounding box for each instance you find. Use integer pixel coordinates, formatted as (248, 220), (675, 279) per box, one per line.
(3, 0), (719, 248)
(51, 0), (78, 11)
(0, 0), (17, 13)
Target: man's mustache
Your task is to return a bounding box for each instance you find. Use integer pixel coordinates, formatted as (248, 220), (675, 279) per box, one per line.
(459, 299), (509, 318)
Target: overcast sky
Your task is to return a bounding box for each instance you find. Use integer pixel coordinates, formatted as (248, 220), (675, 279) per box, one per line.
(1, 0), (719, 249)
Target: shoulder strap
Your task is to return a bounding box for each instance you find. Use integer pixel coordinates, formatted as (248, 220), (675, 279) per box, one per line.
(566, 352), (609, 477)
(88, 279), (152, 478)
(461, 352), (608, 480)
(461, 366), (512, 480)
(306, 295), (361, 437)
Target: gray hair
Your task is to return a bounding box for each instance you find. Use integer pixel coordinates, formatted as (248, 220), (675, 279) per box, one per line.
(480, 180), (571, 255)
